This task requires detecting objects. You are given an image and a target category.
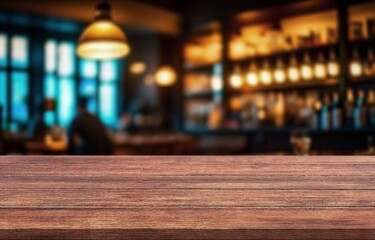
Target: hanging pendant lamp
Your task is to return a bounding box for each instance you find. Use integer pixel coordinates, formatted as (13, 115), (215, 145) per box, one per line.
(77, 0), (130, 60)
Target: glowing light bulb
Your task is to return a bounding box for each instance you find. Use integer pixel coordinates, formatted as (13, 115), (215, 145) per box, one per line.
(260, 61), (272, 85)
(328, 62), (339, 77)
(350, 48), (363, 77)
(211, 76), (223, 91)
(288, 55), (300, 83)
(327, 50), (339, 77)
(274, 58), (286, 84)
(246, 62), (258, 86)
(314, 52), (327, 80)
(246, 72), (258, 86)
(350, 61), (363, 77)
(301, 53), (313, 81)
(155, 65), (177, 87)
(229, 66), (243, 89)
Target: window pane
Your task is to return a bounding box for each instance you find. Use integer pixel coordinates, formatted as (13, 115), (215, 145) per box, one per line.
(87, 98), (97, 114)
(99, 84), (117, 126)
(11, 72), (28, 122)
(80, 60), (97, 79)
(0, 71), (7, 127)
(11, 36), (28, 68)
(58, 42), (75, 77)
(45, 40), (57, 73)
(100, 61), (118, 82)
(58, 78), (75, 127)
(0, 34), (7, 67)
(79, 79), (96, 97)
(45, 75), (57, 99)
(44, 111), (55, 127)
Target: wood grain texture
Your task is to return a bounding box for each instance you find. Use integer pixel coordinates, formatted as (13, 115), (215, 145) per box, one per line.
(0, 156), (375, 239)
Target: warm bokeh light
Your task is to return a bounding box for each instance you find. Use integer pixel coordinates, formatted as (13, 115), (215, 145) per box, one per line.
(211, 76), (223, 91)
(78, 21), (130, 60)
(260, 69), (272, 85)
(350, 61), (363, 77)
(327, 61), (340, 77)
(155, 66), (177, 87)
(129, 62), (147, 74)
(260, 62), (272, 85)
(274, 69), (286, 84)
(314, 63), (327, 79)
(301, 65), (313, 80)
(274, 59), (286, 84)
(229, 38), (248, 60)
(288, 67), (300, 82)
(229, 72), (243, 89)
(230, 66), (243, 89)
(246, 72), (258, 86)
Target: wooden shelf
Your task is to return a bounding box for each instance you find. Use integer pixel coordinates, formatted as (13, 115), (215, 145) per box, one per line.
(230, 44), (338, 65)
(184, 127), (375, 135)
(348, 76), (375, 86)
(184, 63), (217, 73)
(229, 78), (338, 94)
(184, 90), (216, 99)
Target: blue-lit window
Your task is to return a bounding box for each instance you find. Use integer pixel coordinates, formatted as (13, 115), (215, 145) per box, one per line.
(58, 42), (75, 77)
(11, 72), (28, 122)
(58, 78), (76, 127)
(44, 40), (77, 127)
(99, 61), (119, 126)
(0, 32), (29, 130)
(0, 35), (7, 67)
(0, 72), (7, 127)
(11, 36), (28, 68)
(44, 39), (122, 129)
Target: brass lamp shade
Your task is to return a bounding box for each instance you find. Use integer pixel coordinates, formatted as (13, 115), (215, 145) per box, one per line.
(77, 0), (130, 60)
(77, 21), (130, 60)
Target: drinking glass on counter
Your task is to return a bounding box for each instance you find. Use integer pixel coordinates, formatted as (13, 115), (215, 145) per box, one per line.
(290, 129), (312, 155)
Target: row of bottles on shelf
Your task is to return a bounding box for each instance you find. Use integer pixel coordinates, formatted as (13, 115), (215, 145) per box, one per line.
(228, 88), (375, 130)
(185, 88), (375, 131)
(229, 47), (375, 89)
(230, 50), (339, 89)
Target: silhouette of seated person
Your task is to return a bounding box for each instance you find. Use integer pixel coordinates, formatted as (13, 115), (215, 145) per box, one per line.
(28, 102), (49, 141)
(68, 98), (112, 155)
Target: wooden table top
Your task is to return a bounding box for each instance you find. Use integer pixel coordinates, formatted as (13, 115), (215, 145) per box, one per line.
(0, 156), (375, 239)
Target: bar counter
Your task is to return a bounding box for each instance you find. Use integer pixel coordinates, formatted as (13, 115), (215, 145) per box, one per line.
(1, 156), (375, 239)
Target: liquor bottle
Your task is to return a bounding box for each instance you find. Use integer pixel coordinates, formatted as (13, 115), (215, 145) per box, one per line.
(313, 98), (322, 130)
(350, 48), (363, 77)
(327, 49), (340, 78)
(274, 58), (286, 84)
(364, 48), (375, 76)
(301, 52), (314, 81)
(353, 89), (367, 128)
(345, 88), (355, 128)
(331, 92), (343, 129)
(274, 92), (285, 127)
(367, 90), (375, 127)
(260, 60), (273, 85)
(314, 52), (327, 80)
(320, 93), (331, 130)
(208, 102), (223, 130)
(288, 55), (300, 83)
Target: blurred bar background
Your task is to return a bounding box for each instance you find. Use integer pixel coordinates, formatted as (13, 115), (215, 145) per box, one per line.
(1, 0), (375, 156)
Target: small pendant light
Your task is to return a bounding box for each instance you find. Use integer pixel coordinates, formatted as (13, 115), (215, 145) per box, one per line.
(77, 0), (130, 60)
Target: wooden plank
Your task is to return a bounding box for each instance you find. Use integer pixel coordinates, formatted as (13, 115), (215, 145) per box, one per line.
(1, 189), (375, 208)
(1, 229), (375, 240)
(1, 209), (375, 229)
(0, 156), (375, 239)
(1, 163), (375, 176)
(0, 175), (373, 190)
(1, 155), (375, 165)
